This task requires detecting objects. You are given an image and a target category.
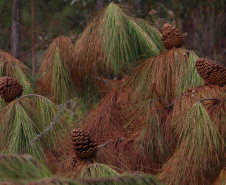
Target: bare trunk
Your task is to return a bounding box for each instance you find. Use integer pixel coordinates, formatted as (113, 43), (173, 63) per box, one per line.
(11, 0), (21, 59)
(121, 0), (129, 3)
(135, 0), (142, 10)
(31, 0), (36, 77)
(95, 0), (104, 11)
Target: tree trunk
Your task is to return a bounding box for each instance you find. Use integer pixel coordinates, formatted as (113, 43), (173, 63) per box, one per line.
(95, 0), (104, 11)
(11, 0), (21, 59)
(135, 0), (142, 10)
(31, 0), (36, 77)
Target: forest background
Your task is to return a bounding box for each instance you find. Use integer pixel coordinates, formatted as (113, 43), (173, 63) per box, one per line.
(0, 0), (225, 77)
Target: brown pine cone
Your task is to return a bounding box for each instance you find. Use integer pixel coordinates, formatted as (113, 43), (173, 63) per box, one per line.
(161, 23), (184, 49)
(0, 76), (23, 102)
(195, 58), (226, 86)
(71, 128), (98, 159)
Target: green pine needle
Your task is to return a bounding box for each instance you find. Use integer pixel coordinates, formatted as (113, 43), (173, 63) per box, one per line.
(15, 173), (165, 185)
(0, 51), (33, 109)
(0, 154), (52, 183)
(79, 173), (165, 185)
(38, 36), (76, 104)
(135, 99), (170, 166)
(158, 103), (225, 184)
(102, 3), (163, 74)
(79, 163), (120, 178)
(0, 95), (63, 159)
(124, 49), (203, 103)
(72, 3), (163, 106)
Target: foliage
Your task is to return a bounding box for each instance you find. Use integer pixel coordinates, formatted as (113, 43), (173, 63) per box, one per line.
(8, 172), (165, 185)
(213, 167), (226, 185)
(0, 2), (225, 185)
(73, 2), (162, 78)
(38, 36), (76, 104)
(0, 154), (52, 183)
(78, 163), (120, 178)
(133, 99), (171, 167)
(171, 85), (225, 119)
(81, 82), (130, 142)
(78, 173), (165, 185)
(123, 48), (203, 103)
(0, 51), (33, 108)
(72, 2), (163, 105)
(157, 103), (225, 185)
(0, 94), (63, 159)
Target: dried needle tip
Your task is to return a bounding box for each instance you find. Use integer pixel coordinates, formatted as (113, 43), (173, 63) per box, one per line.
(0, 76), (23, 102)
(161, 23), (184, 49)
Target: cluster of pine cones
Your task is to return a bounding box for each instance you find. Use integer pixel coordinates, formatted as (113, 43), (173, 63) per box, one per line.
(161, 23), (184, 49)
(0, 76), (23, 102)
(71, 128), (98, 159)
(195, 58), (226, 86)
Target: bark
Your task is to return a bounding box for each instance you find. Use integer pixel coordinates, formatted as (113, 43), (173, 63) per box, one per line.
(95, 0), (104, 11)
(121, 0), (128, 2)
(135, 0), (142, 10)
(31, 0), (36, 77)
(11, 0), (21, 59)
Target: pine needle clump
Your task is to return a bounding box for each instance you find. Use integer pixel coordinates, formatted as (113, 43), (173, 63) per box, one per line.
(78, 163), (119, 179)
(157, 103), (225, 185)
(0, 95), (63, 159)
(0, 51), (33, 95)
(124, 49), (202, 103)
(213, 167), (226, 185)
(73, 3), (163, 78)
(97, 135), (156, 173)
(23, 173), (165, 185)
(171, 85), (226, 118)
(0, 3), (222, 185)
(195, 57), (226, 86)
(71, 128), (98, 159)
(72, 2), (163, 103)
(81, 83), (131, 143)
(54, 146), (120, 179)
(0, 76), (23, 102)
(79, 173), (165, 185)
(0, 154), (52, 183)
(161, 23), (184, 49)
(38, 36), (76, 103)
(132, 99), (171, 167)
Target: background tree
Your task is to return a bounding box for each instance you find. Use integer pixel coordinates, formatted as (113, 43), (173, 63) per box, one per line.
(1, 0), (226, 69)
(11, 0), (21, 59)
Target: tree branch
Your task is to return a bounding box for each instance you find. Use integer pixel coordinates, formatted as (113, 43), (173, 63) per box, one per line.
(20, 100), (74, 154)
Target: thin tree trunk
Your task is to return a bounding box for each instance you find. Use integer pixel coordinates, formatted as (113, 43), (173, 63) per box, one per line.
(11, 0), (21, 59)
(135, 0), (142, 10)
(31, 0), (36, 77)
(95, 0), (104, 11)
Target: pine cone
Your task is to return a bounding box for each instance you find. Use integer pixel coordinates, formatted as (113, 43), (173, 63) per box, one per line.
(161, 23), (184, 49)
(0, 77), (23, 102)
(71, 128), (98, 159)
(195, 58), (226, 86)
